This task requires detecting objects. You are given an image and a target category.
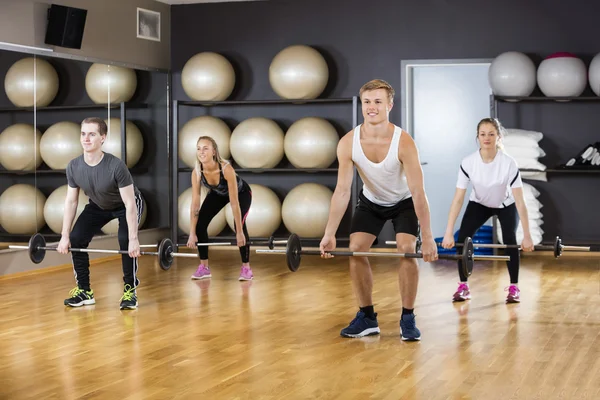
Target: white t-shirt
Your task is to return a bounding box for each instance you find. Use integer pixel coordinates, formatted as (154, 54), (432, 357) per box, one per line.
(456, 150), (523, 208)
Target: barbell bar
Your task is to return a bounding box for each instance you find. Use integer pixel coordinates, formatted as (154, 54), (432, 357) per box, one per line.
(256, 234), (510, 277)
(138, 236), (286, 250)
(385, 236), (592, 259)
(8, 233), (199, 271)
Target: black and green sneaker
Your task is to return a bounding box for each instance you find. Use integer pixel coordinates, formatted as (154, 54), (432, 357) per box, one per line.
(64, 287), (95, 307)
(119, 284), (138, 310)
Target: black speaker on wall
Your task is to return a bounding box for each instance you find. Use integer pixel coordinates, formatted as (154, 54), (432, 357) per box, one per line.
(44, 4), (88, 49)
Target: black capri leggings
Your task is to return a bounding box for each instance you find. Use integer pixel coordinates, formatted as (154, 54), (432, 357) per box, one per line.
(457, 201), (519, 283)
(195, 189), (252, 263)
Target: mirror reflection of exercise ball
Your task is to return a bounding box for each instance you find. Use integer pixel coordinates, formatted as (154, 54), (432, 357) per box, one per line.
(0, 184), (47, 234)
(282, 183), (333, 238)
(44, 185), (89, 234)
(85, 63), (137, 104)
(4, 57), (59, 107)
(0, 123), (43, 171)
(179, 116), (231, 169)
(181, 52), (236, 101)
(40, 121), (83, 170)
(284, 117), (339, 168)
(269, 45), (329, 100)
(102, 119), (144, 168)
(225, 184), (281, 238)
(229, 118), (284, 168)
(178, 186), (227, 237)
(101, 195), (147, 235)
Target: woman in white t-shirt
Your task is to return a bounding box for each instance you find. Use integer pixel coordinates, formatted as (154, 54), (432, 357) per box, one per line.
(442, 118), (534, 303)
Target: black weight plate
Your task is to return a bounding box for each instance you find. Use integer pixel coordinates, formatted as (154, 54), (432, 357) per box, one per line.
(286, 233), (302, 272)
(268, 236), (275, 250)
(29, 233), (46, 264)
(554, 236), (562, 258)
(462, 237), (474, 277)
(158, 238), (174, 270)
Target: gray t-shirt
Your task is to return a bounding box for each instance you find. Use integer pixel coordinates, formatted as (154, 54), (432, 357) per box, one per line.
(66, 152), (139, 210)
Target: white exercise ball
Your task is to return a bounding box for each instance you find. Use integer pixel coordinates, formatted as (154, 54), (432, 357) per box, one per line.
(178, 186), (227, 236)
(0, 123), (42, 171)
(85, 63), (137, 104)
(589, 53), (600, 96)
(230, 117), (284, 168)
(537, 53), (587, 98)
(4, 57), (59, 107)
(282, 183), (333, 238)
(179, 116), (231, 168)
(102, 118), (144, 168)
(0, 184), (46, 234)
(488, 51), (537, 98)
(269, 45), (329, 100)
(225, 184), (281, 237)
(284, 117), (339, 168)
(101, 195), (148, 235)
(181, 52), (236, 101)
(43, 184), (89, 234)
(40, 121), (83, 170)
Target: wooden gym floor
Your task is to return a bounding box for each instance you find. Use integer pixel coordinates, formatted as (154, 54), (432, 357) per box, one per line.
(1, 248), (599, 399)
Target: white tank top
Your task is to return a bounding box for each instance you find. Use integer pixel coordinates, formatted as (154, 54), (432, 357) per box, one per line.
(351, 124), (412, 206)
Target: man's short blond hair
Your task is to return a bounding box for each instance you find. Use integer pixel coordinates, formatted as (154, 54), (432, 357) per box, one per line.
(359, 79), (395, 103)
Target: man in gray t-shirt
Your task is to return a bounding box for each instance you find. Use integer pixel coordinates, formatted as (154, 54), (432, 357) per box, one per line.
(59, 117), (144, 310)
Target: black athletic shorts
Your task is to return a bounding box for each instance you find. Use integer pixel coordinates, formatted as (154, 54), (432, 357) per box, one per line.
(350, 190), (420, 238)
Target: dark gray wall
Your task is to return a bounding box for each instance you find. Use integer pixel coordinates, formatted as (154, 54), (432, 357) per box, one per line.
(0, 49), (169, 241)
(171, 0), (600, 245)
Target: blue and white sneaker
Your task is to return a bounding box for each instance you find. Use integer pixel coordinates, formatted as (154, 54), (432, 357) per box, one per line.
(340, 311), (380, 338)
(400, 313), (421, 341)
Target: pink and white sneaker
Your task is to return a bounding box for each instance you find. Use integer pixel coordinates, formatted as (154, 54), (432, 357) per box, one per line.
(239, 266), (253, 281)
(191, 264), (211, 280)
(453, 282), (471, 302)
(505, 285), (520, 303)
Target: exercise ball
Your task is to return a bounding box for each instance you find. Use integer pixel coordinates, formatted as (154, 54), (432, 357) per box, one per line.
(269, 45), (329, 99)
(102, 118), (144, 168)
(85, 63), (137, 104)
(101, 195), (148, 235)
(178, 186), (227, 236)
(225, 184), (281, 237)
(284, 117), (339, 168)
(43, 185), (89, 234)
(229, 117), (284, 168)
(40, 121), (83, 170)
(589, 53), (600, 96)
(0, 123), (42, 171)
(488, 51), (536, 98)
(4, 57), (59, 107)
(181, 52), (235, 101)
(179, 116), (231, 168)
(282, 183), (333, 238)
(0, 184), (46, 234)
(537, 53), (587, 97)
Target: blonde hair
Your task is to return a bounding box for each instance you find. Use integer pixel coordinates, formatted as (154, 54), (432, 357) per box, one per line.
(477, 117), (505, 150)
(194, 136), (227, 180)
(359, 79), (395, 103)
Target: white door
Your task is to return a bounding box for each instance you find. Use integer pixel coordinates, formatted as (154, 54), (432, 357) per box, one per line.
(402, 60), (492, 239)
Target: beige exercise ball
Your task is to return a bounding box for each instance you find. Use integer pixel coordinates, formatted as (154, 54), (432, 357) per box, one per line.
(102, 118), (144, 168)
(85, 63), (137, 104)
(179, 116), (231, 168)
(284, 117), (339, 168)
(0, 184), (46, 234)
(282, 183), (333, 238)
(181, 52), (235, 101)
(40, 121), (83, 170)
(43, 185), (89, 234)
(230, 118), (284, 168)
(178, 185), (226, 236)
(4, 57), (59, 107)
(269, 45), (329, 100)
(0, 123), (42, 171)
(225, 184), (281, 237)
(101, 195), (148, 235)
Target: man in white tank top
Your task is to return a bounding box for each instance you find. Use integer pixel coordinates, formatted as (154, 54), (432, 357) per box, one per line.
(320, 79), (438, 341)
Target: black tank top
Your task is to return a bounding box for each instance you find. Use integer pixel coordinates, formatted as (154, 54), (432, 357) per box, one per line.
(200, 162), (249, 196)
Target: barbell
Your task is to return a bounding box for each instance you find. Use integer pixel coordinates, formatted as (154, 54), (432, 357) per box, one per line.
(8, 233), (200, 271)
(385, 236), (593, 259)
(256, 233), (511, 277)
(138, 236), (286, 250)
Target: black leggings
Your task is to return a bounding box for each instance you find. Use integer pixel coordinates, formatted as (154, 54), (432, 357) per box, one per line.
(195, 189), (252, 263)
(457, 201), (519, 283)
